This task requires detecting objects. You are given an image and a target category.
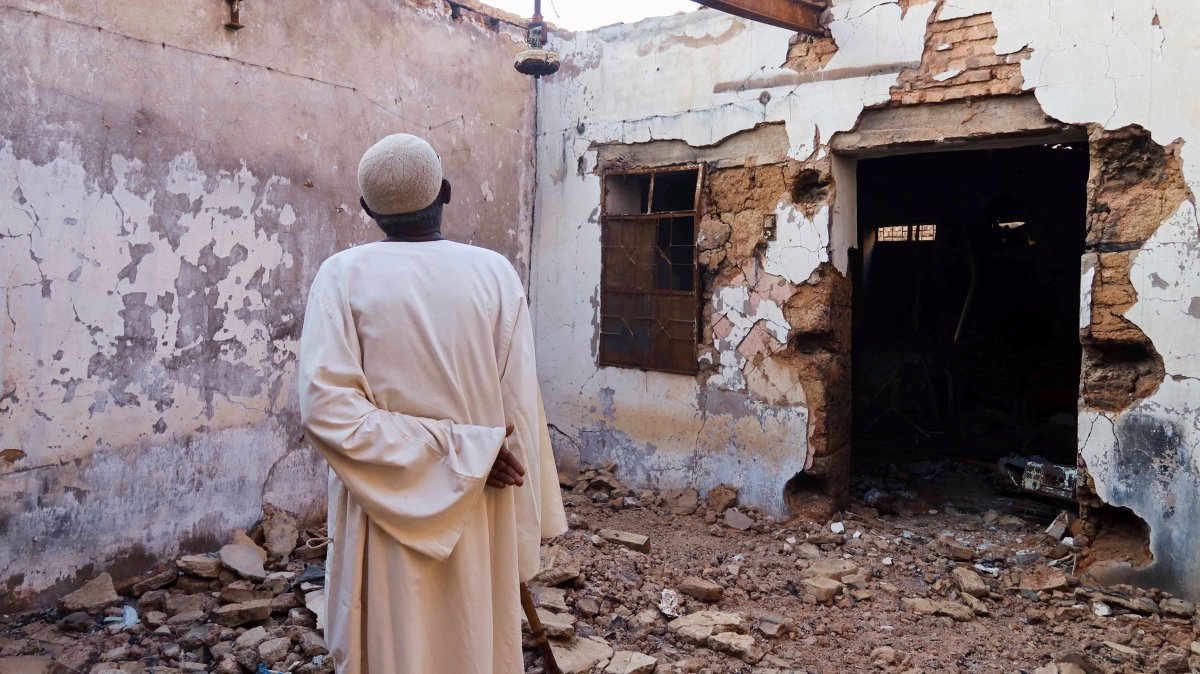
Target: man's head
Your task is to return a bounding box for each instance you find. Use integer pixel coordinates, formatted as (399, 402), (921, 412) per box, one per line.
(357, 133), (452, 238)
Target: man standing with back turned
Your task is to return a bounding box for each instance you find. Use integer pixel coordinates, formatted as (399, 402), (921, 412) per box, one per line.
(298, 133), (566, 674)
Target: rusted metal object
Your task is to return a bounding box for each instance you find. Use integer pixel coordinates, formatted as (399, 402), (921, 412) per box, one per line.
(996, 456), (1078, 502)
(692, 0), (826, 36)
(514, 0), (560, 78)
(224, 0), (244, 30)
(599, 165), (704, 374)
(520, 582), (563, 674)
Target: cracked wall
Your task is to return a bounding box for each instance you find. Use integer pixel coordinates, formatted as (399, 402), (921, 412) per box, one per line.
(0, 0), (536, 610)
(531, 3), (936, 518)
(532, 0), (1200, 597)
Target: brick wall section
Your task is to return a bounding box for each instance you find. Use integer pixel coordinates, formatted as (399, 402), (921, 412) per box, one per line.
(786, 34), (837, 73)
(890, 13), (1028, 105)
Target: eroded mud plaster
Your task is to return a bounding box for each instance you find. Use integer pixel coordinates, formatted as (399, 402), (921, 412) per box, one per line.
(0, 0), (536, 610)
(533, 4), (935, 518)
(926, 0), (1200, 599)
(532, 0), (1200, 598)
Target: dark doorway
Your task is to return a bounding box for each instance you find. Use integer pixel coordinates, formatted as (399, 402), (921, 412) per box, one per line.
(851, 143), (1089, 504)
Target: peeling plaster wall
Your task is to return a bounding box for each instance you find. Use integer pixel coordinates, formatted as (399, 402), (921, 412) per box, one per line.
(930, 0), (1200, 599)
(0, 0), (536, 610)
(531, 4), (936, 518)
(532, 0), (1200, 596)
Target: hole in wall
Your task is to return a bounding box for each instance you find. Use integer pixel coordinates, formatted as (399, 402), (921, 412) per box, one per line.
(849, 142), (1089, 516)
(784, 471), (837, 521)
(1082, 502), (1154, 571)
(792, 167), (829, 206)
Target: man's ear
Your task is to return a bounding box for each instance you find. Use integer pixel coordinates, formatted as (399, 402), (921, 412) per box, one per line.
(439, 178), (452, 205)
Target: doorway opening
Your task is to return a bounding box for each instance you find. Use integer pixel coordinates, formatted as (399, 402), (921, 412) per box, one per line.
(850, 142), (1089, 514)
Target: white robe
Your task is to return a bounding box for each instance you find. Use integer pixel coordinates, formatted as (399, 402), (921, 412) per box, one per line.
(297, 240), (566, 674)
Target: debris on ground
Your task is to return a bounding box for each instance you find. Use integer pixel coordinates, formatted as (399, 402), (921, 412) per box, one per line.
(2, 463), (1197, 674)
(522, 462), (1198, 673)
(0, 503), (332, 674)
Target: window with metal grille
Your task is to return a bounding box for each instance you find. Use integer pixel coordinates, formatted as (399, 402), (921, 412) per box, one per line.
(599, 165), (704, 374)
(876, 224), (936, 242)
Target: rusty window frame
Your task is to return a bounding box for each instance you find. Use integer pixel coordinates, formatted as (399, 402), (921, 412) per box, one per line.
(598, 163), (705, 374)
(876, 224), (937, 242)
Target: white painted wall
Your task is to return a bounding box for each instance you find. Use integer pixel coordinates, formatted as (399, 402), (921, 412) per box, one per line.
(531, 4), (935, 514)
(532, 0), (1200, 595)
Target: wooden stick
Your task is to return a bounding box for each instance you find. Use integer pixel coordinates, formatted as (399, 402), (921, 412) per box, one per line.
(520, 582), (563, 674)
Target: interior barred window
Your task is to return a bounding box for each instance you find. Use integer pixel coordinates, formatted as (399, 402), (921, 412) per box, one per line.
(599, 165), (703, 374)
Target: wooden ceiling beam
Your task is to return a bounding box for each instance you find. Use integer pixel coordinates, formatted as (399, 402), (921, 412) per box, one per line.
(692, 0), (825, 36)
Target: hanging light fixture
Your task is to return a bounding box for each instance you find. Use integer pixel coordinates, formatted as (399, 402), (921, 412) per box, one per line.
(514, 0), (560, 78)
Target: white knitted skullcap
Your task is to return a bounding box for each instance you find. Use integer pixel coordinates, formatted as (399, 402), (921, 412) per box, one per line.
(357, 134), (443, 216)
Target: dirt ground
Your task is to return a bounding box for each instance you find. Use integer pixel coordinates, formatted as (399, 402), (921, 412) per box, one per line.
(1, 463), (1197, 674)
(529, 463), (1198, 674)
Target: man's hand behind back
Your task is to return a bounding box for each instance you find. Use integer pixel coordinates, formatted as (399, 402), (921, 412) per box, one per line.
(487, 444), (526, 488)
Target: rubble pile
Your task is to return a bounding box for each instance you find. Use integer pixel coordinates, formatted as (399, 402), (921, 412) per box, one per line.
(2, 462), (1198, 674)
(0, 505), (332, 674)
(527, 462), (1198, 674)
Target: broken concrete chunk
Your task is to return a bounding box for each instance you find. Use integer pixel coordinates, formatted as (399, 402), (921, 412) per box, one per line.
(795, 543), (823, 559)
(522, 607), (576, 640)
(674, 623), (715, 645)
(176, 554), (222, 579)
(1045, 511), (1072, 540)
(305, 589), (327, 631)
(234, 626), (270, 650)
(549, 636), (614, 674)
(756, 615), (785, 639)
(802, 577), (843, 604)
(258, 636), (291, 666)
(930, 537), (974, 561)
(678, 576), (723, 602)
(1020, 567), (1070, 593)
(901, 597), (937, 615)
(576, 596), (601, 617)
(723, 509), (754, 531)
(230, 529), (268, 561)
(597, 529), (650, 553)
(870, 646), (897, 665)
(218, 586), (274, 605)
(1102, 641), (1138, 658)
(951, 567), (988, 598)
(262, 502), (300, 558)
(1160, 597), (1196, 617)
(166, 610), (207, 626)
(211, 599), (273, 627)
(604, 651), (657, 674)
(131, 568), (178, 595)
(706, 484), (738, 513)
(962, 592), (989, 616)
(667, 610), (743, 636)
(708, 631), (764, 664)
(535, 549), (583, 587)
(299, 631), (329, 657)
(664, 488), (700, 515)
(801, 559), (858, 582)
(935, 601), (974, 622)
(219, 544), (267, 581)
(531, 585), (570, 614)
(60, 573), (119, 613)
(165, 593), (216, 618)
